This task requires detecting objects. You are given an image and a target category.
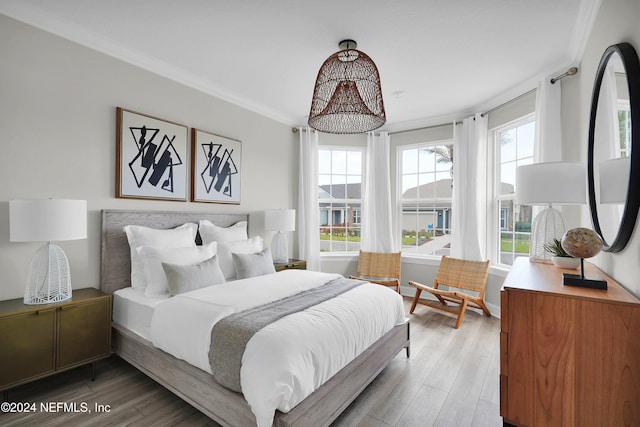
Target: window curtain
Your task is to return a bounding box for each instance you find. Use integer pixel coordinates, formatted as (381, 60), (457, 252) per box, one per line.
(594, 64), (622, 159)
(530, 76), (564, 230)
(451, 114), (488, 261)
(360, 131), (395, 252)
(297, 127), (321, 271)
(593, 64), (623, 239)
(534, 76), (563, 163)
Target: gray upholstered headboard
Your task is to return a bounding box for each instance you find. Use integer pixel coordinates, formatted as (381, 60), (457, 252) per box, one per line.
(100, 209), (249, 294)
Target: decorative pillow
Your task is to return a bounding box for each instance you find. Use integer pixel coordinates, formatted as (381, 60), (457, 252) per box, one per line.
(232, 248), (276, 280)
(124, 223), (198, 290)
(217, 236), (264, 280)
(163, 255), (226, 296)
(199, 220), (248, 244)
(138, 242), (217, 296)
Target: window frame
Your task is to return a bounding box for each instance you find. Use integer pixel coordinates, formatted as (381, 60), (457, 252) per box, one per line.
(317, 145), (366, 255)
(489, 113), (535, 268)
(397, 139), (454, 259)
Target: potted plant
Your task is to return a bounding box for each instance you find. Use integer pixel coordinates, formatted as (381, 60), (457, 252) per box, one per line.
(543, 238), (580, 269)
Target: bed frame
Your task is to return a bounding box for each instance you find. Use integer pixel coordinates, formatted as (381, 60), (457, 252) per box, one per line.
(101, 209), (410, 427)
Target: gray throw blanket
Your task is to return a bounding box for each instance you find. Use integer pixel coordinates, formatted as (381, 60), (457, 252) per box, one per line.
(209, 277), (365, 392)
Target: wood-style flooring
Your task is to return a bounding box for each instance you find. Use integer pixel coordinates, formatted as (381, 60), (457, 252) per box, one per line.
(1, 298), (502, 427)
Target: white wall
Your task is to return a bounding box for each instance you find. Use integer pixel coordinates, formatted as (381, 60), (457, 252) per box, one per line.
(0, 15), (297, 301)
(563, 0), (640, 297)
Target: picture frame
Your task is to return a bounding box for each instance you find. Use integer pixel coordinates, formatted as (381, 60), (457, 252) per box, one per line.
(116, 107), (188, 201)
(191, 128), (242, 204)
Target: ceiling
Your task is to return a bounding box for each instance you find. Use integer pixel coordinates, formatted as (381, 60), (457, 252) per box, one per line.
(0, 0), (599, 132)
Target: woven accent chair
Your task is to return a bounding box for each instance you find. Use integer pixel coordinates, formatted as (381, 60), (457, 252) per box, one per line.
(408, 256), (491, 328)
(349, 250), (401, 293)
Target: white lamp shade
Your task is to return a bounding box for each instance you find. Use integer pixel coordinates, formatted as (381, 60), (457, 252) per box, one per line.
(10, 199), (87, 242)
(516, 162), (586, 205)
(599, 157), (630, 204)
(264, 209), (296, 232)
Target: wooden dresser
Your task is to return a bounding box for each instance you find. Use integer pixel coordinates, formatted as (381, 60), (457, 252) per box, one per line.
(0, 288), (112, 392)
(500, 258), (640, 427)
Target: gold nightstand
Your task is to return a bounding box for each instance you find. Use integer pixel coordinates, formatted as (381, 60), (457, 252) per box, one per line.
(0, 288), (112, 393)
(274, 259), (307, 272)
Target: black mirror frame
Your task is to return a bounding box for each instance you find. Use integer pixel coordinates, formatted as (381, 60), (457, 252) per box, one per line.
(588, 42), (640, 252)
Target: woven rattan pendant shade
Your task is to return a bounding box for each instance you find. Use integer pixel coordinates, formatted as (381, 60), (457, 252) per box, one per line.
(308, 40), (385, 134)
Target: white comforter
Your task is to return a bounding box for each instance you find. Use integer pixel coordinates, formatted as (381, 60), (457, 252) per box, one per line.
(150, 269), (406, 427)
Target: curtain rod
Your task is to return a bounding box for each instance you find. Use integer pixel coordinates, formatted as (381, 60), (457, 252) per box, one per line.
(550, 66), (579, 84)
(480, 88), (537, 117)
(293, 124), (460, 135)
(389, 121), (462, 135)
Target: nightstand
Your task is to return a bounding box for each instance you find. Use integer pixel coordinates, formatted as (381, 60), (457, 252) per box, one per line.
(274, 259), (307, 272)
(0, 288), (112, 393)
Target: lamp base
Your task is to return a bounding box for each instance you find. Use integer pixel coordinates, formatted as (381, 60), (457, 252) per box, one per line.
(563, 273), (607, 290)
(24, 243), (72, 305)
(529, 206), (567, 263)
(270, 231), (288, 264)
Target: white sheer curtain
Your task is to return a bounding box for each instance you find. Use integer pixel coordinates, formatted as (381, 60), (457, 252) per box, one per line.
(451, 114), (488, 261)
(530, 76), (564, 237)
(593, 64), (623, 240)
(297, 127), (321, 271)
(595, 64), (622, 159)
(534, 76), (563, 163)
(360, 131), (395, 252)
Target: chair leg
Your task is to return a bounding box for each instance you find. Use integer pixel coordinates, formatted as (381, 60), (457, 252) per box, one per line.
(410, 289), (422, 313)
(478, 300), (492, 317)
(454, 299), (469, 329)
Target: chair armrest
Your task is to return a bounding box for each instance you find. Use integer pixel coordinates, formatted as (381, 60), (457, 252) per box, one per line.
(351, 275), (399, 287)
(408, 281), (461, 300)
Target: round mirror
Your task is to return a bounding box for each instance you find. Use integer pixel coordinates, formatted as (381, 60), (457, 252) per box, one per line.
(588, 42), (640, 252)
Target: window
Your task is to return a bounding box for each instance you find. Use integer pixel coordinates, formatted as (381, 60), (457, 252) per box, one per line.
(494, 118), (534, 265)
(619, 99), (631, 157)
(399, 142), (453, 256)
(318, 147), (363, 253)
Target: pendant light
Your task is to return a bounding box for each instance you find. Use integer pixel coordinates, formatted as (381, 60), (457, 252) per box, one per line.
(308, 40), (386, 134)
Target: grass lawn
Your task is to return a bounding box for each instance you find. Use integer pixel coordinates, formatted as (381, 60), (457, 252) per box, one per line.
(501, 238), (530, 253)
(320, 233), (361, 243)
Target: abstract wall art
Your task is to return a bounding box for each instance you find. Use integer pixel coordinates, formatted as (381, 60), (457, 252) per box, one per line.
(116, 107), (188, 201)
(191, 128), (241, 204)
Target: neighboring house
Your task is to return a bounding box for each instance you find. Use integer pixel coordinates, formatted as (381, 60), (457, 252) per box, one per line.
(401, 179), (517, 235)
(402, 179), (454, 234)
(319, 183), (361, 234)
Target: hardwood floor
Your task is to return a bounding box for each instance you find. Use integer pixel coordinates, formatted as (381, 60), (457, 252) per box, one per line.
(1, 298), (502, 427)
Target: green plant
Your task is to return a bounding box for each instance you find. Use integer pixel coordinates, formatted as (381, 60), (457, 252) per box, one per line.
(543, 238), (569, 257)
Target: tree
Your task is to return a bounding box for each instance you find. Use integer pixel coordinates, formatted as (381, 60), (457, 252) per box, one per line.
(424, 144), (454, 177)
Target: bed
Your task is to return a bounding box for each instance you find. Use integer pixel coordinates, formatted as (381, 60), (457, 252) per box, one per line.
(101, 209), (410, 427)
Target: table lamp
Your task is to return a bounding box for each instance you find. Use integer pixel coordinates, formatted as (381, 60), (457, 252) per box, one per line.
(516, 162), (586, 263)
(264, 209), (295, 264)
(10, 199), (87, 304)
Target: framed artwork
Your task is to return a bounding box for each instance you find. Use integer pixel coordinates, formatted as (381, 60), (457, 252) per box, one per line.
(191, 128), (242, 204)
(116, 107), (188, 201)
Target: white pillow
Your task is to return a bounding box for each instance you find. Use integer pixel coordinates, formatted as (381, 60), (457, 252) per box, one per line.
(124, 223), (198, 290)
(233, 248), (276, 279)
(163, 255), (226, 296)
(217, 236), (264, 280)
(138, 242), (217, 296)
(199, 220), (248, 244)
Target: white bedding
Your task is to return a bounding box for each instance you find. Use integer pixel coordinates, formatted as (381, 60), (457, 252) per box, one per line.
(112, 287), (168, 339)
(150, 269), (406, 427)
